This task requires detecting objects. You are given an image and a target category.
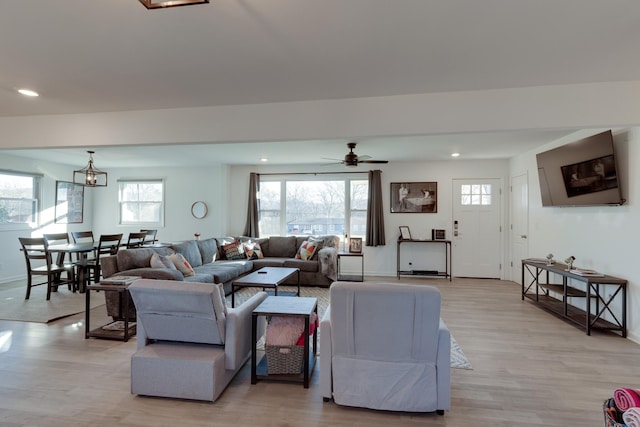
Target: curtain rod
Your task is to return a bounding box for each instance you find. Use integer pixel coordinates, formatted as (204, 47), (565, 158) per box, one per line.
(257, 171), (374, 176)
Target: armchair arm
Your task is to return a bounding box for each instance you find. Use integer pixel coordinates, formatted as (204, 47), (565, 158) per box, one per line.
(318, 247), (338, 281)
(224, 291), (268, 371)
(436, 319), (451, 411)
(319, 305), (333, 400)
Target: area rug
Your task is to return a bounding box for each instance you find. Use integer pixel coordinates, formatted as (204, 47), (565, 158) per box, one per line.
(228, 286), (472, 370)
(0, 285), (104, 323)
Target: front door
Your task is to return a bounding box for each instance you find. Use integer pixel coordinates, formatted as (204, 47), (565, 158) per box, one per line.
(452, 179), (502, 278)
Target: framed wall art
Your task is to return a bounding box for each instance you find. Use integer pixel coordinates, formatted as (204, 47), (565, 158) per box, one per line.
(390, 182), (437, 213)
(399, 226), (412, 240)
(55, 181), (84, 224)
(349, 237), (362, 253)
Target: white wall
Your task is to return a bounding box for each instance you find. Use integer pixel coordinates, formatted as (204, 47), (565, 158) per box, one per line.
(91, 164), (230, 243)
(510, 127), (640, 342)
(0, 153), (94, 282)
(228, 158), (510, 279)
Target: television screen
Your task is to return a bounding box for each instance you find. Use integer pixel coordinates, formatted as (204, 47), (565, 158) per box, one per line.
(536, 130), (623, 206)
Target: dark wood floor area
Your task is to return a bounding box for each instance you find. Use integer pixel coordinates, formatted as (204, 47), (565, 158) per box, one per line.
(0, 277), (638, 426)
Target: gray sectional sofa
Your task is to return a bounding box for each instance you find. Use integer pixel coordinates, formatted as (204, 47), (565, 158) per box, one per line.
(101, 235), (339, 292)
(100, 235), (339, 319)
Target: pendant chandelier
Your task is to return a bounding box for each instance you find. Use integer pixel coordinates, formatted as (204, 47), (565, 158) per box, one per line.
(73, 151), (108, 187)
(139, 0), (209, 9)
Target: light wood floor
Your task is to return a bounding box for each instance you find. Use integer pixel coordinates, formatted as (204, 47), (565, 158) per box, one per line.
(1, 277), (638, 427)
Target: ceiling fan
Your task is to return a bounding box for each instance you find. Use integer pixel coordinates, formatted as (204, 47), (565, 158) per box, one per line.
(323, 142), (389, 167)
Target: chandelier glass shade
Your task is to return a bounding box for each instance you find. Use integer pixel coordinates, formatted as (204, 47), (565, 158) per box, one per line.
(73, 151), (108, 187)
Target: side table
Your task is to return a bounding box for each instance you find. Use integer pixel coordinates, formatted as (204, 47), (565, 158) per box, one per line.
(337, 252), (364, 282)
(251, 296), (318, 388)
(85, 283), (136, 342)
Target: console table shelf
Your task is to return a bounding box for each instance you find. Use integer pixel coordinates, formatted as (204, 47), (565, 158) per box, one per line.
(396, 239), (452, 281)
(521, 260), (627, 337)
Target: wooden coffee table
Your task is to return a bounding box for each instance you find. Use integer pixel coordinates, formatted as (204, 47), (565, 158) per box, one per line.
(231, 267), (300, 307)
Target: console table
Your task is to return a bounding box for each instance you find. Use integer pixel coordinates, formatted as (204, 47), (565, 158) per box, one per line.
(337, 252), (364, 282)
(521, 259), (627, 337)
(396, 238), (452, 281)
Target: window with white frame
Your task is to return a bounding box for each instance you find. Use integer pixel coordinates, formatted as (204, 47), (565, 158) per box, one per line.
(118, 179), (164, 226)
(0, 170), (41, 228)
(460, 184), (492, 205)
(258, 176), (368, 239)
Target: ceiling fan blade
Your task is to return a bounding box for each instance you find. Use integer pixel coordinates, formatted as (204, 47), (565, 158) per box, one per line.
(358, 154), (372, 160)
(321, 157), (344, 162)
(359, 159), (389, 164)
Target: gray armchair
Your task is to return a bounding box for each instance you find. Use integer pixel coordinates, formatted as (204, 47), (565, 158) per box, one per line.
(128, 279), (267, 402)
(320, 281), (451, 414)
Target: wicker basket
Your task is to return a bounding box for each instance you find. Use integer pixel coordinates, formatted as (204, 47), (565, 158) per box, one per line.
(603, 398), (627, 427)
(265, 344), (304, 375)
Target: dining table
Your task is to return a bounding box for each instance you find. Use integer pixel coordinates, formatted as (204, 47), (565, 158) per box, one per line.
(47, 242), (99, 293)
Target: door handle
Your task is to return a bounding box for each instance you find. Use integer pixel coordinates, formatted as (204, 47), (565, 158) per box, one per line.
(520, 235), (527, 239)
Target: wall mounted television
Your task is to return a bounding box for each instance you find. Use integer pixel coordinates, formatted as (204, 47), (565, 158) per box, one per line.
(536, 130), (624, 207)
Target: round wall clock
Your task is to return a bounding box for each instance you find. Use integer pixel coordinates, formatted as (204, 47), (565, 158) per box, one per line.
(191, 201), (208, 219)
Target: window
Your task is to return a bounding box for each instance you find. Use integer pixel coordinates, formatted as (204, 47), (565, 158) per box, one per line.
(0, 170), (41, 228)
(460, 184), (492, 206)
(118, 179), (164, 226)
(258, 176), (368, 239)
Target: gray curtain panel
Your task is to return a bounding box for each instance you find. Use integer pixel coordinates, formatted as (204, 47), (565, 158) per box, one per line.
(366, 169), (386, 246)
(243, 172), (260, 237)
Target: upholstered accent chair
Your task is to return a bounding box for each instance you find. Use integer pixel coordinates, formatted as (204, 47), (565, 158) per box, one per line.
(128, 279), (267, 402)
(320, 281), (451, 414)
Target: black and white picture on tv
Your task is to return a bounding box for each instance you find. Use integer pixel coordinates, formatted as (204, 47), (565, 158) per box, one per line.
(560, 155), (619, 198)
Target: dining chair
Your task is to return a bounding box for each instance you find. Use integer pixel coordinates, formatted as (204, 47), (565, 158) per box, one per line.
(85, 233), (123, 284)
(140, 229), (158, 244)
(71, 230), (94, 243)
(43, 232), (81, 291)
(126, 231), (148, 249)
(43, 232), (72, 265)
(19, 237), (76, 300)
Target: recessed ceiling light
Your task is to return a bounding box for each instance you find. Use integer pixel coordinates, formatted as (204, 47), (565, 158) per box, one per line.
(451, 152), (460, 158)
(17, 89), (39, 97)
(260, 157), (269, 162)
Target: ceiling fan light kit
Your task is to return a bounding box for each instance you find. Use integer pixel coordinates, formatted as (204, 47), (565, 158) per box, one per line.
(139, 0), (209, 9)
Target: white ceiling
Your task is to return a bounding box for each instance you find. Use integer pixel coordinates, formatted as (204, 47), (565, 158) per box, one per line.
(2, 1), (639, 166)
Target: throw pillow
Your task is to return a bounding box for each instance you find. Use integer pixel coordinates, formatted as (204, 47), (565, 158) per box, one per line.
(244, 241), (264, 260)
(167, 253), (195, 277)
(306, 237), (325, 260)
(295, 240), (319, 261)
(149, 253), (177, 270)
(222, 240), (246, 260)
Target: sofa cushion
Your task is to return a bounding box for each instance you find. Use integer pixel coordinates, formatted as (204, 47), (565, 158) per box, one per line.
(170, 240), (203, 268)
(283, 258), (320, 273)
(222, 240), (246, 260)
(168, 253), (195, 277)
(243, 241), (263, 260)
(266, 236), (297, 258)
(197, 238), (218, 264)
(250, 258), (286, 269)
(203, 260), (253, 284)
(116, 247), (174, 271)
(116, 267), (185, 281)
